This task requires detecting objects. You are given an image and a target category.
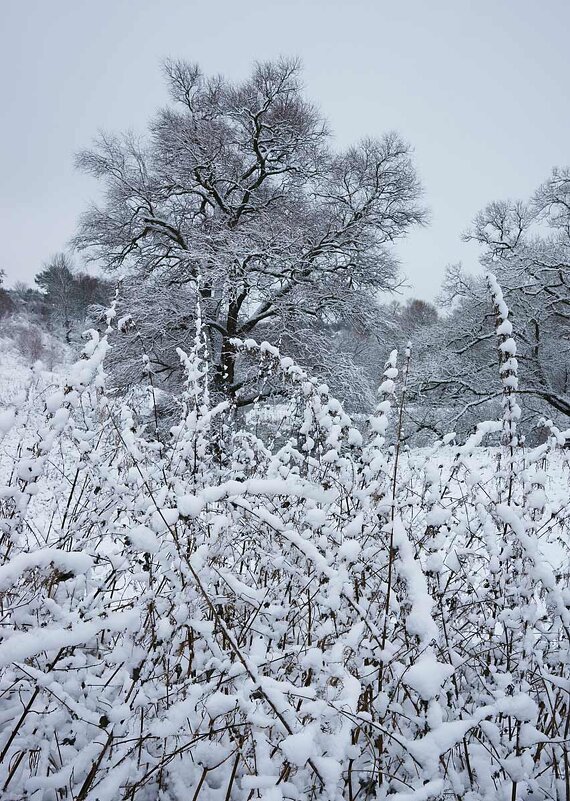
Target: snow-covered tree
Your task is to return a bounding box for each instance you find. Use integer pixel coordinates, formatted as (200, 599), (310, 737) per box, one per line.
(407, 170), (570, 440)
(74, 57), (425, 405)
(35, 253), (112, 342)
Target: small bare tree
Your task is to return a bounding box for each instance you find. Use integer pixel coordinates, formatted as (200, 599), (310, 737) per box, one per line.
(35, 253), (112, 343)
(0, 270), (15, 318)
(35, 253), (77, 341)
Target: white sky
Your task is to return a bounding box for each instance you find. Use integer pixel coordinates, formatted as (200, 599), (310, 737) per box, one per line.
(1, 0), (569, 299)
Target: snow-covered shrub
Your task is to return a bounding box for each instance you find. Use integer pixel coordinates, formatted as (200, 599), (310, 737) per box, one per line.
(2, 315), (67, 370)
(0, 278), (569, 800)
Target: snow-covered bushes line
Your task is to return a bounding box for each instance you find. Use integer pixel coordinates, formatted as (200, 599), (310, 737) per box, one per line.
(0, 278), (569, 800)
(1, 317), (67, 370)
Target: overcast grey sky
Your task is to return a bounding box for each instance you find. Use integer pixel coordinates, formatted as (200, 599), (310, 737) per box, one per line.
(1, 0), (569, 299)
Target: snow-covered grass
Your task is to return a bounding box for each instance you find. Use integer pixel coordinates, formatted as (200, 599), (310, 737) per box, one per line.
(0, 286), (569, 801)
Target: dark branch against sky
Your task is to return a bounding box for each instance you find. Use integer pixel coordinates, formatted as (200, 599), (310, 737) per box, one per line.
(1, 0), (569, 298)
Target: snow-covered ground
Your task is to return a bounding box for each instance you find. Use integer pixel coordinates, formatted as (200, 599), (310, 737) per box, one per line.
(1, 336), (569, 801)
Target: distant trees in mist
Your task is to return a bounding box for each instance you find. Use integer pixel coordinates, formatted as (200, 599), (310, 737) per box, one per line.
(0, 254), (112, 364)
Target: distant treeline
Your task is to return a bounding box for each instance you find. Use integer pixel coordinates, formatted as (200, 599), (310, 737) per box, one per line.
(0, 254), (112, 342)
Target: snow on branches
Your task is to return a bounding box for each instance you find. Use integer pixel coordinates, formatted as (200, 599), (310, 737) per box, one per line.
(487, 270), (521, 450)
(0, 281), (569, 801)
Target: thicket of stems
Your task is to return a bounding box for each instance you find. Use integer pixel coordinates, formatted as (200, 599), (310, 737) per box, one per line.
(0, 279), (569, 800)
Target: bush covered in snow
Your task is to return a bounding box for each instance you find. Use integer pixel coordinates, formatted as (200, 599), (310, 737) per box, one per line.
(0, 278), (569, 801)
(1, 317), (67, 371)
